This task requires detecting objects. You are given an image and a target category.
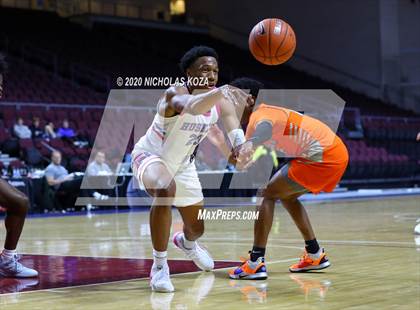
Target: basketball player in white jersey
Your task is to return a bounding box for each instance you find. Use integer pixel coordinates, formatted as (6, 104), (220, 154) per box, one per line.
(131, 46), (250, 292)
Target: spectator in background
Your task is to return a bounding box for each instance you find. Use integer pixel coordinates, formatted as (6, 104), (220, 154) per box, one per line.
(45, 150), (81, 212)
(416, 132), (420, 141)
(44, 120), (56, 140)
(29, 117), (43, 139)
(195, 149), (211, 171)
(13, 117), (31, 139)
(45, 151), (73, 190)
(57, 119), (76, 140)
(86, 151), (112, 176)
(85, 151), (112, 208)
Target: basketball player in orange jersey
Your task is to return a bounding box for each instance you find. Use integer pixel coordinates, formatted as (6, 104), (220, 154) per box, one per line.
(131, 47), (250, 292)
(219, 78), (349, 279)
(0, 53), (38, 278)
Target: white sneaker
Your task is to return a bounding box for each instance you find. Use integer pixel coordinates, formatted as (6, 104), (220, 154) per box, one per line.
(93, 192), (109, 201)
(150, 264), (174, 293)
(173, 232), (214, 271)
(0, 255), (38, 278)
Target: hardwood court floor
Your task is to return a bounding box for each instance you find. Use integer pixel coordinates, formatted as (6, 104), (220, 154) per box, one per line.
(0, 196), (419, 309)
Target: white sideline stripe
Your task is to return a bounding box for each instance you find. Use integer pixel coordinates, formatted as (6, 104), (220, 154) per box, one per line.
(74, 187), (420, 206)
(204, 242), (302, 250)
(20, 236), (414, 246)
(171, 257), (298, 276)
(199, 237), (414, 246)
(17, 252), (241, 262)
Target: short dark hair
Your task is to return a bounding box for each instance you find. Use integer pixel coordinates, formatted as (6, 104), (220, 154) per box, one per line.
(0, 53), (7, 74)
(179, 46), (218, 73)
(230, 77), (264, 98)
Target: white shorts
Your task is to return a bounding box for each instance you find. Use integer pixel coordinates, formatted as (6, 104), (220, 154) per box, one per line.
(131, 150), (203, 207)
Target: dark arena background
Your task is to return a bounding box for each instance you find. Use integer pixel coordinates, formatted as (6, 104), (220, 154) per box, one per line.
(0, 1), (419, 309)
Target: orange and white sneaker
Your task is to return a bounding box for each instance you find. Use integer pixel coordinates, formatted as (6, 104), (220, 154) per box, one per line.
(229, 256), (267, 280)
(289, 248), (330, 273)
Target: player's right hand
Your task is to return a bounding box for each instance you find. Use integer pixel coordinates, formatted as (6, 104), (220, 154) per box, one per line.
(234, 141), (255, 170)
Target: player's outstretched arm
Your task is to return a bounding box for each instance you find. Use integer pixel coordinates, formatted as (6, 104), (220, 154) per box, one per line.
(167, 85), (235, 116)
(219, 95), (257, 169)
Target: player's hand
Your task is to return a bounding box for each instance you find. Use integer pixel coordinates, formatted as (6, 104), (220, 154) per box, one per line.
(234, 141), (255, 170)
(221, 85), (249, 107)
(245, 94), (255, 109)
(416, 132), (420, 141)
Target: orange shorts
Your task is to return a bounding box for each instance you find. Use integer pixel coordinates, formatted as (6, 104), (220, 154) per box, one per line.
(287, 138), (349, 194)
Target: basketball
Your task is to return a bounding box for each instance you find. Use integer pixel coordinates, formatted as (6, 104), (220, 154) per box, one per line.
(249, 18), (296, 65)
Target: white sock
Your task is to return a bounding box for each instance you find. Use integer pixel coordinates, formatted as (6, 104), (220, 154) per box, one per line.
(308, 247), (323, 259)
(248, 260), (260, 269)
(182, 234), (196, 250)
(153, 249), (168, 268)
(1, 249), (17, 260)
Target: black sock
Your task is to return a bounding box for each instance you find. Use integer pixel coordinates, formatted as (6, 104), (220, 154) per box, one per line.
(250, 246), (266, 262)
(305, 239), (320, 254)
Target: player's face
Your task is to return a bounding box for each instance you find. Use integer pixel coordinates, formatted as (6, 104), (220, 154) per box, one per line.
(0, 74), (3, 99)
(241, 95), (256, 127)
(187, 56), (218, 90)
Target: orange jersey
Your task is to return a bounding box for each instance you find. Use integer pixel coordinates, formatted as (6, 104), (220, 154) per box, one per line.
(246, 104), (348, 193)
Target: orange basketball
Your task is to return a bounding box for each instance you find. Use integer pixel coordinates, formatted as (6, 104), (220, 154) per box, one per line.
(249, 18), (296, 65)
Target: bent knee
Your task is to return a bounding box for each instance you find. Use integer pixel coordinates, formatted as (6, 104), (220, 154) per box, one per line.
(260, 185), (282, 200)
(7, 194), (29, 214)
(185, 221), (204, 237)
(279, 195), (299, 205)
(152, 180), (176, 198)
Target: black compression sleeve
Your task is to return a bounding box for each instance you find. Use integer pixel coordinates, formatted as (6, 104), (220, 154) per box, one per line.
(250, 121), (273, 145)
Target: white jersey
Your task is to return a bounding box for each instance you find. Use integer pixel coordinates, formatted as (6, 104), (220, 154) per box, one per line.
(132, 101), (219, 170)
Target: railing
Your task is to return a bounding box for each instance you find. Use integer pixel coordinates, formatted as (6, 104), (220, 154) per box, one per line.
(361, 115), (420, 123)
(0, 101), (105, 111)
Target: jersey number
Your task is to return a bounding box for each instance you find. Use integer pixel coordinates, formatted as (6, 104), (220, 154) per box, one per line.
(186, 134), (203, 146)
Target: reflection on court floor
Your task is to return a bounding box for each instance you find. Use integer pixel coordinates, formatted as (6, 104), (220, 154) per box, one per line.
(0, 255), (238, 293)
